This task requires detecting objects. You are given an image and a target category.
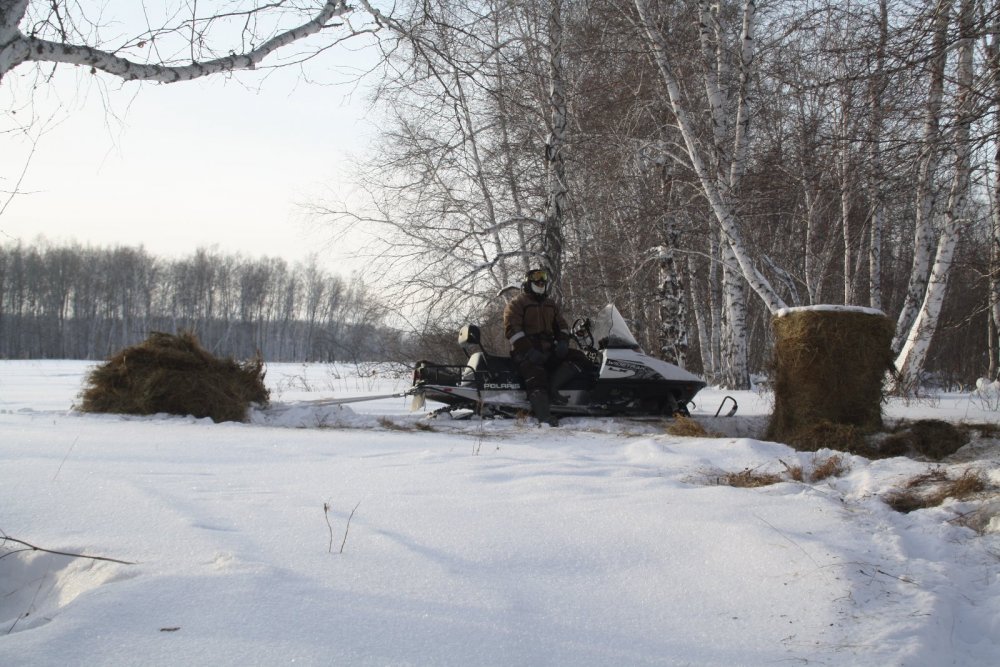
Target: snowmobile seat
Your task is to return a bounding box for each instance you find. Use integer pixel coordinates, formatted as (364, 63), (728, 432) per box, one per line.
(458, 324), (517, 373)
(458, 324), (482, 353)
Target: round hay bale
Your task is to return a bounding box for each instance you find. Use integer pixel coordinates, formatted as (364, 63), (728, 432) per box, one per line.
(783, 420), (865, 453)
(767, 306), (893, 446)
(80, 331), (269, 423)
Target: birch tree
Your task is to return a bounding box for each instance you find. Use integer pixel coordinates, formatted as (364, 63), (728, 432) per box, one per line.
(633, 0), (785, 387)
(542, 0), (567, 282)
(330, 1), (527, 319)
(982, 1), (1000, 381)
(330, 0), (570, 321)
(650, 166), (691, 367)
(991, 180), (1000, 378)
(893, 0), (975, 389)
(892, 0), (953, 353)
(992, 19), (1000, 379)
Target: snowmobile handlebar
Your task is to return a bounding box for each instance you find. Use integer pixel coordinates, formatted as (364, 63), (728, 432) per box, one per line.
(571, 317), (595, 353)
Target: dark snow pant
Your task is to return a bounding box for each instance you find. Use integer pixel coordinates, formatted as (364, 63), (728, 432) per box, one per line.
(514, 349), (588, 401)
(515, 353), (553, 397)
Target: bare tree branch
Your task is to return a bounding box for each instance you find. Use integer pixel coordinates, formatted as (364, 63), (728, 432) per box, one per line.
(1, 1), (365, 84)
(0, 534), (137, 565)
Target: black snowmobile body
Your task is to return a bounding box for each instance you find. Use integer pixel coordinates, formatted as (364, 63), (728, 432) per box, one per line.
(410, 305), (707, 418)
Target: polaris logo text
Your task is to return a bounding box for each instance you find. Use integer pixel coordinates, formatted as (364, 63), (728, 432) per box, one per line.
(484, 383), (521, 390)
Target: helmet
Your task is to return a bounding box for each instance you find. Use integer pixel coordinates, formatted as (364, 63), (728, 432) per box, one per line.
(526, 268), (549, 296)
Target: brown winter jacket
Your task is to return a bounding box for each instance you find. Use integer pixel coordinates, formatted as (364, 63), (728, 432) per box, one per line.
(503, 290), (569, 356)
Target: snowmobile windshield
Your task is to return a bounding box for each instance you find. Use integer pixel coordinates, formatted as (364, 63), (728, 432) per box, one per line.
(592, 305), (641, 350)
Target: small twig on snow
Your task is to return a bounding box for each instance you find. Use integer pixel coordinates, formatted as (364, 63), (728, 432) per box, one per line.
(340, 501), (362, 555)
(323, 502), (334, 553)
(0, 535), (136, 565)
(6, 578), (46, 635)
(753, 513), (822, 568)
(53, 436), (80, 481)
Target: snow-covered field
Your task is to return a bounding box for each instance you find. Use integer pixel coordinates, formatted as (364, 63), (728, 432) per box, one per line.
(2, 360), (999, 666)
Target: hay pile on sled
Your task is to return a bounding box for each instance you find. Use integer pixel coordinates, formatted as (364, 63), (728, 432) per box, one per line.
(767, 308), (894, 449)
(80, 331), (269, 423)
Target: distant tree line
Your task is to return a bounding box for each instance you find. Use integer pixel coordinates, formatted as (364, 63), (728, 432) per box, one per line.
(0, 241), (396, 362)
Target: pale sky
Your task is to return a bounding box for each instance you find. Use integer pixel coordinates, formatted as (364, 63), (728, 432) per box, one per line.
(1, 31), (379, 274)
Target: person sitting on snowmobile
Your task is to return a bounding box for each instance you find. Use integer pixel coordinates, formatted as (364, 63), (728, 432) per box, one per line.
(503, 268), (585, 426)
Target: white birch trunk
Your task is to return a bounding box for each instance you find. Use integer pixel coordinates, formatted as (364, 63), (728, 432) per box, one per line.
(0, 0), (31, 78)
(989, 29), (1000, 380)
(656, 166), (690, 367)
(657, 219), (688, 367)
(803, 186), (820, 303)
(721, 242), (750, 388)
(839, 143), (856, 305)
(993, 144), (1000, 381)
(869, 205), (884, 310)
(689, 255), (716, 378)
(894, 211), (965, 388)
(893, 0), (952, 352)
(543, 0), (567, 280)
(729, 0), (756, 192)
(716, 0), (756, 397)
(709, 237), (724, 381)
(894, 0), (973, 388)
(492, 27), (531, 278)
(991, 193), (1000, 378)
(452, 68), (509, 290)
(699, 1), (730, 181)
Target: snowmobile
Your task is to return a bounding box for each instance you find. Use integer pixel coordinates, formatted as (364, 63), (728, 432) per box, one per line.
(410, 304), (710, 419)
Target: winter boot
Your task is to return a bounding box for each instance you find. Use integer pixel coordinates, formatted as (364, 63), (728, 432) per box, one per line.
(529, 390), (558, 427)
(548, 362), (578, 406)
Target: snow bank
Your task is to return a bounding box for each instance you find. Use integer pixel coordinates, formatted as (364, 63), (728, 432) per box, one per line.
(1, 361), (999, 666)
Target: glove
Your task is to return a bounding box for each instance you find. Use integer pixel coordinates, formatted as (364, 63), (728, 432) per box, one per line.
(555, 339), (569, 359)
(526, 348), (547, 365)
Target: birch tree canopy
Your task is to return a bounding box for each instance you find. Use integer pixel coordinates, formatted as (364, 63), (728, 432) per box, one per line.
(0, 1), (373, 85)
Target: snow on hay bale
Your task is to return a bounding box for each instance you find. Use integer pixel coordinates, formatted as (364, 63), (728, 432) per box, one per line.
(80, 331), (269, 423)
(767, 306), (894, 449)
